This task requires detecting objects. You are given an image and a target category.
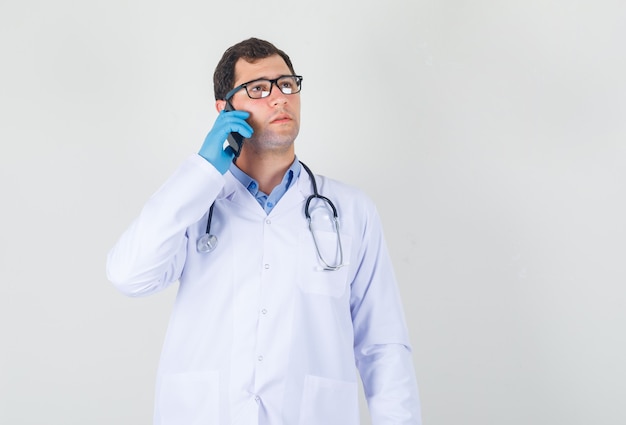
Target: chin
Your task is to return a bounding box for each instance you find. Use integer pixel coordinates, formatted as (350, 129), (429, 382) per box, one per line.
(260, 130), (299, 146)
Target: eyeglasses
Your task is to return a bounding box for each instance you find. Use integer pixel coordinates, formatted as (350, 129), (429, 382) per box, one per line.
(225, 75), (303, 100)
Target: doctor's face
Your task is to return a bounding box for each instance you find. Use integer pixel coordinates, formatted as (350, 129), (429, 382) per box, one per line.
(222, 54), (301, 154)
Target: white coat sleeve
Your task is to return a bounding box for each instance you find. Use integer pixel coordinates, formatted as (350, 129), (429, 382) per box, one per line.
(350, 203), (422, 424)
(106, 154), (224, 297)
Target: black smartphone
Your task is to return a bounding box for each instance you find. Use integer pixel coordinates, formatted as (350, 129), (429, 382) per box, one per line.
(224, 101), (244, 157)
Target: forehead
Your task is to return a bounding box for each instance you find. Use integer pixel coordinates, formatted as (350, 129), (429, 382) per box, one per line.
(234, 54), (291, 85)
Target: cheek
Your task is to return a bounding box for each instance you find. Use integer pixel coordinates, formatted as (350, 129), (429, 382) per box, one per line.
(292, 99), (301, 120)
(245, 112), (264, 135)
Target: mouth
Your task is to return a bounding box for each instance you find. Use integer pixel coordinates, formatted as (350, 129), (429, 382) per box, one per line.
(270, 113), (292, 124)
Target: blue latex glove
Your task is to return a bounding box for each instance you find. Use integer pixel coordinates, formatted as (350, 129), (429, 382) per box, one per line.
(199, 110), (253, 174)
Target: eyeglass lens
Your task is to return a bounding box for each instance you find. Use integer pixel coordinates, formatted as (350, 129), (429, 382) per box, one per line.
(246, 76), (301, 99)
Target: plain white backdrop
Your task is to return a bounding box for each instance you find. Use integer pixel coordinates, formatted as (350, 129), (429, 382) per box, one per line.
(1, 0), (625, 424)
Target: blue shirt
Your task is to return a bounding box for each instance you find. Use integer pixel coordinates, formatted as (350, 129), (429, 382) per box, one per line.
(229, 158), (302, 214)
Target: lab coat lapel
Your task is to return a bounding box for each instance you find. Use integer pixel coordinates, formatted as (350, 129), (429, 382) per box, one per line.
(222, 172), (266, 216)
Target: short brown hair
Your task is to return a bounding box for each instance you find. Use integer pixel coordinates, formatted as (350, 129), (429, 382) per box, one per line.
(213, 38), (296, 100)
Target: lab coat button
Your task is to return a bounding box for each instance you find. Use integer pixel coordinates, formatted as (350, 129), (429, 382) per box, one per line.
(258, 355), (264, 361)
(261, 308), (268, 315)
(264, 264), (270, 269)
(265, 219), (271, 224)
(255, 396), (261, 403)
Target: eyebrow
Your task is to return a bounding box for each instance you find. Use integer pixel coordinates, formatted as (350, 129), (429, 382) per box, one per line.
(242, 74), (290, 84)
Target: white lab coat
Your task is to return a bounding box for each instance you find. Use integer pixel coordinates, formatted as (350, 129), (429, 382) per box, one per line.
(107, 154), (421, 425)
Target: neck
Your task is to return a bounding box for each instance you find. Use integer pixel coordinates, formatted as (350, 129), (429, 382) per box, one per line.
(235, 150), (295, 194)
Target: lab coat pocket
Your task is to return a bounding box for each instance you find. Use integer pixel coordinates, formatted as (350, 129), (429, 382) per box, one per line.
(158, 370), (219, 425)
(297, 229), (351, 298)
(298, 375), (359, 425)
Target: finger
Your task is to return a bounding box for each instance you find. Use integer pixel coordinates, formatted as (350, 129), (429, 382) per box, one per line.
(220, 110), (250, 120)
(230, 122), (253, 138)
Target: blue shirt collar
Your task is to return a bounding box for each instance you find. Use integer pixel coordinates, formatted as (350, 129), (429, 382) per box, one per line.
(229, 157), (302, 214)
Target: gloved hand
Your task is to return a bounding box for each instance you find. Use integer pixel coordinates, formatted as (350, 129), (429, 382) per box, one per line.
(199, 110), (253, 174)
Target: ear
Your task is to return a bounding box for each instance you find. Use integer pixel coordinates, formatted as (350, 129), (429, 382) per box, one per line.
(215, 100), (226, 113)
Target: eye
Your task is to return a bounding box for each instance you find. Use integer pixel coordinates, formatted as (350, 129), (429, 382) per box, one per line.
(247, 80), (271, 94)
(248, 84), (264, 93)
(278, 77), (299, 94)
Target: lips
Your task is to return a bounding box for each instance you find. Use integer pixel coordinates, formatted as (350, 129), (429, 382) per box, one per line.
(270, 112), (292, 123)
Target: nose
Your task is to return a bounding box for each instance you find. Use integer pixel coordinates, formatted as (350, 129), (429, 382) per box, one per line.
(268, 82), (288, 106)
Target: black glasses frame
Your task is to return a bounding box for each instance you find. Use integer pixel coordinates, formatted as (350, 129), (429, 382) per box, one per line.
(225, 75), (303, 101)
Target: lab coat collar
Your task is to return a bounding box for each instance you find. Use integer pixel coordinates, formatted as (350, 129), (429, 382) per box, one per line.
(221, 165), (313, 217)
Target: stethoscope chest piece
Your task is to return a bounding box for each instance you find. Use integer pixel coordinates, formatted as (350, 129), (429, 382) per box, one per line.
(197, 233), (218, 253)
(197, 203), (218, 253)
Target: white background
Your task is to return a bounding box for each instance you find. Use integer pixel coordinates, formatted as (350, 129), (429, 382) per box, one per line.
(1, 0), (625, 424)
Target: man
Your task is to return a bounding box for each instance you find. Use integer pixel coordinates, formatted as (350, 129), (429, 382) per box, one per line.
(107, 37), (421, 425)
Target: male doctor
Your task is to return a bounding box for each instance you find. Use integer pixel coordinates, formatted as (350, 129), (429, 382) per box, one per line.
(107, 37), (421, 425)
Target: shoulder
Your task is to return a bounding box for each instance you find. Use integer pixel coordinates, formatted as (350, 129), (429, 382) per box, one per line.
(314, 173), (365, 195)
(307, 172), (379, 217)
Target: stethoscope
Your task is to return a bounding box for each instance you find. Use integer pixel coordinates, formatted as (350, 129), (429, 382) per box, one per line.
(196, 161), (345, 271)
